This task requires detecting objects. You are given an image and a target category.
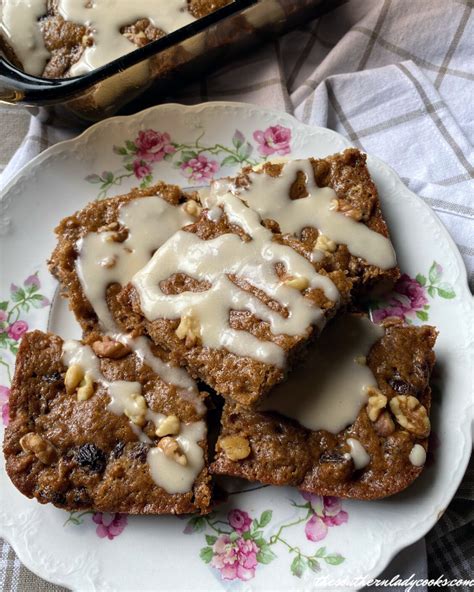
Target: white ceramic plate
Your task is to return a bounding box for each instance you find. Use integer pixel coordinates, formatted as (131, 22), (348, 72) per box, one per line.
(0, 102), (472, 592)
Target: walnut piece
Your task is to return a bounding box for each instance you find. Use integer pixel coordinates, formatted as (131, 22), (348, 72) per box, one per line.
(77, 374), (95, 401)
(92, 336), (131, 359)
(175, 312), (201, 346)
(65, 364), (84, 395)
(389, 395), (430, 438)
(156, 415), (180, 437)
(97, 221), (119, 233)
(158, 437), (187, 465)
(366, 387), (387, 422)
(182, 199), (202, 217)
(218, 435), (251, 461)
(330, 198), (363, 221)
(19, 432), (58, 464)
(315, 234), (337, 253)
(124, 393), (147, 426)
(283, 276), (309, 291)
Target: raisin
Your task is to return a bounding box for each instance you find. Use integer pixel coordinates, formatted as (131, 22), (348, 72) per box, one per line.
(319, 451), (347, 464)
(131, 443), (149, 463)
(75, 444), (106, 472)
(388, 374), (413, 395)
(318, 451), (353, 484)
(51, 492), (66, 505)
(43, 371), (62, 384)
(112, 441), (125, 459)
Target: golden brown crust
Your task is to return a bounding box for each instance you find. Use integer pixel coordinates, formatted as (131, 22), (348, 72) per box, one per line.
(3, 331), (211, 514)
(211, 322), (437, 500)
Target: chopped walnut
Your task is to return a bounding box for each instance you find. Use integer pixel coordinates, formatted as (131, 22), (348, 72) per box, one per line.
(158, 437), (187, 466)
(124, 393), (147, 426)
(366, 387), (387, 421)
(156, 415), (180, 437)
(19, 432), (58, 464)
(97, 221), (119, 233)
(77, 374), (95, 401)
(65, 364), (84, 395)
(315, 234), (337, 253)
(92, 336), (131, 359)
(175, 312), (201, 346)
(283, 276), (309, 291)
(330, 198), (362, 221)
(99, 256), (117, 269)
(389, 395), (430, 438)
(218, 435), (251, 461)
(182, 199), (202, 217)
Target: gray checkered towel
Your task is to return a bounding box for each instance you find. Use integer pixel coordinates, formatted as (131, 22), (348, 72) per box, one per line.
(1, 1), (472, 590)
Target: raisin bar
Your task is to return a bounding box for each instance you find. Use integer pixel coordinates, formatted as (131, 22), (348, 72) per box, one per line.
(211, 315), (437, 500)
(120, 149), (399, 406)
(4, 330), (211, 514)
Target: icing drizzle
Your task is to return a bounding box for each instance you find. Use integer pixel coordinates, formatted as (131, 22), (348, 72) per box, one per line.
(62, 339), (205, 494)
(1, 0), (196, 76)
(261, 315), (384, 433)
(207, 159), (396, 270)
(132, 188), (340, 368)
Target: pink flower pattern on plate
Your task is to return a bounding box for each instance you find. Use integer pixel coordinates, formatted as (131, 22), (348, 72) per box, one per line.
(0, 386), (10, 426)
(228, 509), (252, 534)
(211, 534), (259, 581)
(92, 513), (128, 540)
(253, 125), (292, 157)
(24, 274), (41, 288)
(372, 273), (428, 323)
(302, 493), (348, 542)
(181, 155), (219, 182)
(133, 160), (152, 180)
(135, 130), (176, 163)
(7, 320), (28, 341)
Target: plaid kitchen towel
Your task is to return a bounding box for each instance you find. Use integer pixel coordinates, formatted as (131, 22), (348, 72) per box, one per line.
(0, 0), (472, 590)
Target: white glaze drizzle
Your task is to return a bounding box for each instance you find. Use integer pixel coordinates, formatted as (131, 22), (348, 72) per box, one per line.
(132, 189), (340, 368)
(346, 437), (370, 469)
(0, 0), (49, 76)
(261, 315), (384, 433)
(409, 443), (426, 467)
(147, 421), (206, 494)
(77, 195), (193, 333)
(62, 340), (205, 494)
(75, 194), (203, 408)
(206, 159), (396, 270)
(1, 0), (196, 76)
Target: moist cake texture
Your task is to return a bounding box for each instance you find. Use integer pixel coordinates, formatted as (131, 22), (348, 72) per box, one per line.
(119, 149), (399, 406)
(0, 0), (233, 78)
(211, 316), (437, 499)
(4, 331), (211, 514)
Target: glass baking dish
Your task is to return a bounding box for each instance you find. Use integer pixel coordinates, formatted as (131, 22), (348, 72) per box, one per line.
(0, 0), (334, 123)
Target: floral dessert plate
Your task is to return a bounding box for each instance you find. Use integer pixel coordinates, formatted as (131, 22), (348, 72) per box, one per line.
(0, 102), (472, 592)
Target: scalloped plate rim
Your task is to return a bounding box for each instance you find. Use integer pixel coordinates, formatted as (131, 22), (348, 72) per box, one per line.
(0, 101), (472, 591)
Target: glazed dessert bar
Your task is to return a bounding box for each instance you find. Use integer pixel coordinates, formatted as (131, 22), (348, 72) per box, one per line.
(211, 314), (437, 499)
(0, 0), (232, 77)
(49, 181), (200, 340)
(3, 331), (211, 514)
(120, 149), (399, 406)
